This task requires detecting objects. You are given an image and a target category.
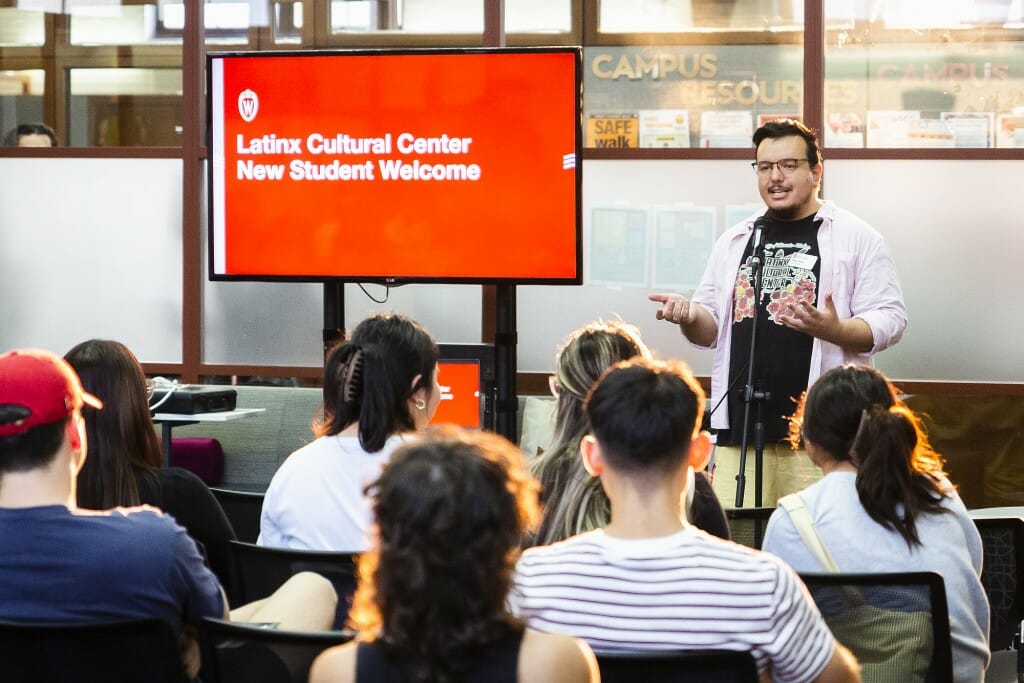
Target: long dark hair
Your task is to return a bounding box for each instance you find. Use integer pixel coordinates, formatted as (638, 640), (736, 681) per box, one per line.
(789, 364), (948, 546)
(64, 339), (161, 508)
(316, 314), (438, 453)
(350, 427), (540, 683)
(528, 321), (649, 545)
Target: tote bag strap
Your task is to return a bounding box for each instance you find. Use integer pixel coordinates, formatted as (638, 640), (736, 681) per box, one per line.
(778, 493), (840, 573)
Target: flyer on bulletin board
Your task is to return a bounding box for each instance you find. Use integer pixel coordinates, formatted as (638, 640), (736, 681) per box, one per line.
(941, 112), (994, 148)
(587, 114), (639, 148)
(638, 109), (691, 148)
(587, 205), (649, 287)
(699, 111), (753, 148)
(866, 110), (920, 147)
(996, 114), (1024, 148)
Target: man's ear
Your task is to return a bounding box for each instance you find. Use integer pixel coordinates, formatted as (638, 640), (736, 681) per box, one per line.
(65, 417), (81, 451)
(688, 431), (712, 472)
(64, 415), (87, 471)
(580, 434), (604, 477)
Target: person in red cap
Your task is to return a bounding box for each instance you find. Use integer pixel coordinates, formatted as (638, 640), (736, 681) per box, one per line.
(0, 348), (336, 678)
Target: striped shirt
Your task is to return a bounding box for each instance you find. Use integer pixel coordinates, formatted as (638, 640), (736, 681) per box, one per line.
(511, 527), (836, 683)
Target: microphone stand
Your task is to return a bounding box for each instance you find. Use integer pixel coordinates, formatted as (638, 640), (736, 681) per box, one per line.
(735, 225), (770, 510)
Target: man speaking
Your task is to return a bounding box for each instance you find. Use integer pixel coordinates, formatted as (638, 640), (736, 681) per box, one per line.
(650, 119), (906, 507)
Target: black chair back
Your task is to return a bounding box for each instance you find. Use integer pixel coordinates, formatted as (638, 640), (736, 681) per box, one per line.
(972, 516), (1024, 651)
(210, 487), (265, 543)
(229, 540), (360, 629)
(0, 618), (188, 683)
(597, 649), (759, 683)
(724, 507), (774, 549)
(799, 571), (953, 683)
(199, 617), (354, 683)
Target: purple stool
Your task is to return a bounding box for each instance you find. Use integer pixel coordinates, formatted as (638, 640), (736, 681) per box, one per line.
(169, 437), (225, 486)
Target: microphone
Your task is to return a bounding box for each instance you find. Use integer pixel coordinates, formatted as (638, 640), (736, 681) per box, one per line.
(750, 216), (768, 269)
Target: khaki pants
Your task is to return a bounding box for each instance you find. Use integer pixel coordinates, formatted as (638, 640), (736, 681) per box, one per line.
(709, 443), (822, 508)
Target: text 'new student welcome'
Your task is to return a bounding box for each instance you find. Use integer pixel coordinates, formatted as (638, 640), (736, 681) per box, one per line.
(234, 132), (482, 182)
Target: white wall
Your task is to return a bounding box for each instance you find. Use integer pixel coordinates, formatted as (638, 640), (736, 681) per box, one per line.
(2, 157), (1022, 382)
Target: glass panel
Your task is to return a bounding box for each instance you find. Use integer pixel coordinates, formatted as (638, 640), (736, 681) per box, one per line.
(0, 158), (183, 363)
(599, 0), (803, 32)
(68, 68), (183, 146)
(201, 279), (324, 365)
(825, 1), (1024, 148)
(162, 0), (254, 44)
(70, 0), (254, 45)
(584, 45), (803, 148)
(828, 159), (1024, 382)
(69, 4), (164, 45)
(506, 0), (571, 33)
(1, 70), (47, 146)
(850, 0), (1024, 28)
(273, 0), (303, 43)
(330, 0), (482, 34)
(0, 8), (47, 46)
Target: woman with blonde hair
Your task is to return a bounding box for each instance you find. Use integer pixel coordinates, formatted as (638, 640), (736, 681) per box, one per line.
(310, 427), (597, 683)
(528, 320), (728, 547)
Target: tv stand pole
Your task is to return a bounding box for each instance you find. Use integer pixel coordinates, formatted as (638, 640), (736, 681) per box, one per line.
(323, 281), (345, 361)
(493, 283), (518, 443)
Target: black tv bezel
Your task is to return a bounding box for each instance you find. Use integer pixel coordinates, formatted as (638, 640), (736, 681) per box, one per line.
(435, 343), (496, 431)
(205, 46), (583, 286)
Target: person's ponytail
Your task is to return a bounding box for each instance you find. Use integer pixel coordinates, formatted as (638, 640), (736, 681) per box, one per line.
(853, 405), (947, 546)
(316, 342), (364, 438)
(356, 344), (414, 453)
(317, 315), (438, 452)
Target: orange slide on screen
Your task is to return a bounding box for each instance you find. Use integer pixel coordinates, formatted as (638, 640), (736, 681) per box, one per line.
(209, 49), (580, 283)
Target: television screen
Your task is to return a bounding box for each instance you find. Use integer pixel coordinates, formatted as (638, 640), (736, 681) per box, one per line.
(207, 48), (582, 284)
(429, 344), (495, 430)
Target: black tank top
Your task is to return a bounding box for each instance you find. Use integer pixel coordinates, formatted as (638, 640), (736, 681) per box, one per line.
(355, 630), (523, 682)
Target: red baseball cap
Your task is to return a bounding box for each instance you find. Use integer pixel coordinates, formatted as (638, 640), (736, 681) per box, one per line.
(0, 349), (103, 438)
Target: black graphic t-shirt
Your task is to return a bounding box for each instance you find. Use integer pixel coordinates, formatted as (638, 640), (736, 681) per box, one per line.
(716, 214), (822, 446)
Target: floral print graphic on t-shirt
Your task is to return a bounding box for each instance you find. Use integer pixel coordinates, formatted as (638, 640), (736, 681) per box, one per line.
(733, 241), (818, 325)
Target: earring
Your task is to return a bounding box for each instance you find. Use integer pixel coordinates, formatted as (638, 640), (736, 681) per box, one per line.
(414, 398), (426, 411)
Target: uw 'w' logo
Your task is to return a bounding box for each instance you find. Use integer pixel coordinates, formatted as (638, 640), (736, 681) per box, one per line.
(238, 89), (259, 122)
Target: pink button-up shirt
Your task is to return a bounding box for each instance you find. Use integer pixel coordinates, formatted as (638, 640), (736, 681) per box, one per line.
(690, 200), (907, 430)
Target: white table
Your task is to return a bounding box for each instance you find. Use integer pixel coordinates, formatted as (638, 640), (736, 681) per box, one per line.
(153, 408), (265, 467)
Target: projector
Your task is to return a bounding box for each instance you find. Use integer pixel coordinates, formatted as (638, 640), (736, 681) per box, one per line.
(151, 386), (237, 415)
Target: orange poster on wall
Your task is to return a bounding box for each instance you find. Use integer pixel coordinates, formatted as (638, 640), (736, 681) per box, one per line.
(208, 49), (581, 283)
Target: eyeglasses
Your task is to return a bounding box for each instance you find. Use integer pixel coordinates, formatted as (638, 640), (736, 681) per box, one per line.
(751, 158), (809, 176)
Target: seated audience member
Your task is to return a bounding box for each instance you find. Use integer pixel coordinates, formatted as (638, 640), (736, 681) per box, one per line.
(3, 122), (58, 147)
(64, 339), (236, 593)
(762, 365), (989, 682)
(310, 427), (598, 683)
(260, 314), (440, 551)
(0, 349), (337, 678)
(512, 358), (860, 683)
(528, 321), (728, 546)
